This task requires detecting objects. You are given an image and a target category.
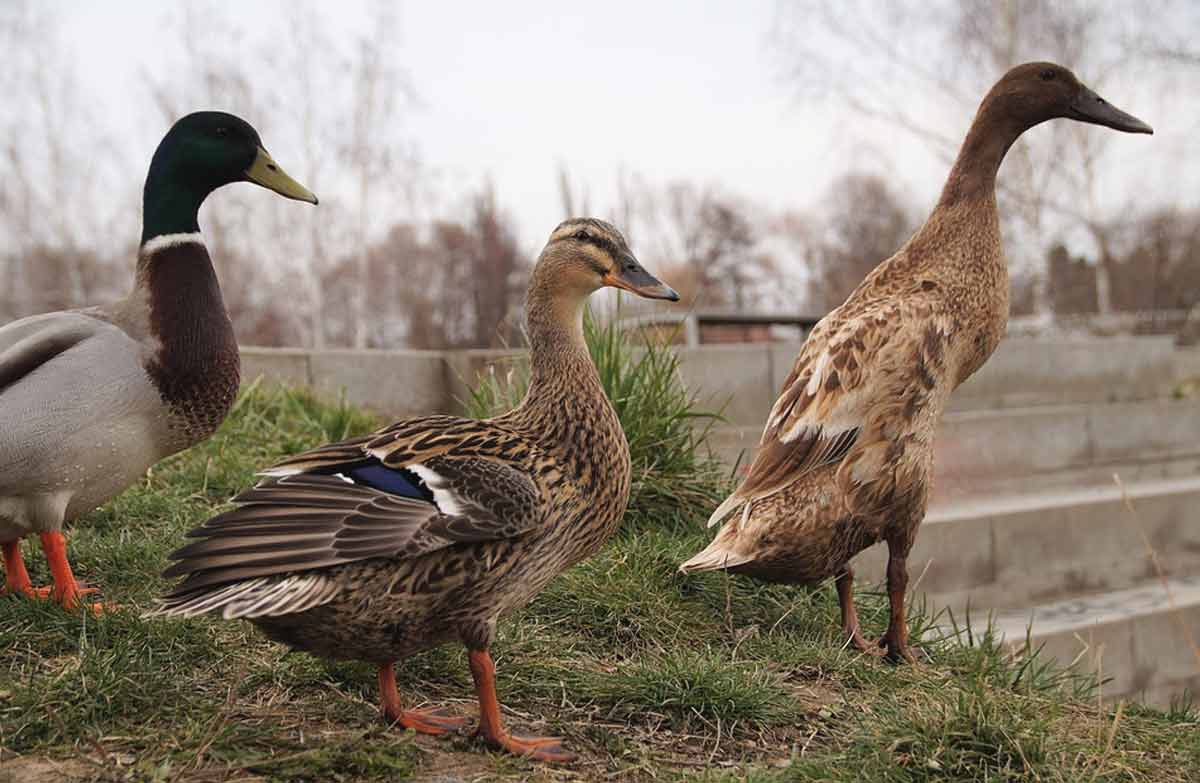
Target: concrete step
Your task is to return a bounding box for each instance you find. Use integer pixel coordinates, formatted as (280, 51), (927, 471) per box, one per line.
(679, 336), (1180, 427)
(705, 398), (1200, 503)
(987, 576), (1200, 708)
(851, 476), (1200, 611)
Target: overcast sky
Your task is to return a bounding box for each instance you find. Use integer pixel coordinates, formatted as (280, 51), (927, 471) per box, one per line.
(50, 0), (1196, 249)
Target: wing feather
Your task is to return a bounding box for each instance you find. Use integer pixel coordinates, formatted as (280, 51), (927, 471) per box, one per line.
(157, 417), (548, 618)
(0, 313), (105, 394)
(707, 297), (950, 526)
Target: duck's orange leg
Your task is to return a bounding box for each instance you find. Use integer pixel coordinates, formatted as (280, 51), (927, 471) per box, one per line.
(377, 661), (468, 735)
(468, 649), (574, 763)
(2, 540), (35, 597)
(835, 567), (882, 655)
(37, 532), (104, 614)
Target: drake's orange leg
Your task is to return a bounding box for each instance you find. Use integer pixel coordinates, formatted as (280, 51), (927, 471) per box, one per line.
(2, 540), (35, 597)
(377, 662), (468, 735)
(38, 532), (104, 614)
(835, 567), (882, 656)
(468, 649), (573, 763)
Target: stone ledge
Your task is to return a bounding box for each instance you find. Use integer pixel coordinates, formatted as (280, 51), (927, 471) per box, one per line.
(987, 575), (1200, 708)
(238, 337), (1191, 425)
(852, 476), (1200, 611)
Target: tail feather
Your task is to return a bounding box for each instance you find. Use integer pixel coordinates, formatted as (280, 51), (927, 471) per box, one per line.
(148, 572), (341, 621)
(705, 492), (746, 529)
(678, 540), (753, 574)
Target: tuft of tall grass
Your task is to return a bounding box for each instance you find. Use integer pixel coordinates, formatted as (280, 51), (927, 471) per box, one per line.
(465, 308), (730, 530)
(597, 647), (793, 729)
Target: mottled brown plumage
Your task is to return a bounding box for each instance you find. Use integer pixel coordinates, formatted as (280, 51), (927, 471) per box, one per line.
(156, 217), (678, 762)
(680, 62), (1152, 662)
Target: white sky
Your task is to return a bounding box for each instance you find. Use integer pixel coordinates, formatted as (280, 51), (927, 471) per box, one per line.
(53, 0), (1194, 250)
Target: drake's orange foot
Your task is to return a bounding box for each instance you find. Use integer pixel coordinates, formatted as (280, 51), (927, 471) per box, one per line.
(2, 540), (35, 597)
(45, 586), (113, 616)
(388, 706), (469, 736)
(29, 585), (100, 599)
(1, 583), (38, 599)
(35, 532), (111, 614)
(478, 731), (575, 763)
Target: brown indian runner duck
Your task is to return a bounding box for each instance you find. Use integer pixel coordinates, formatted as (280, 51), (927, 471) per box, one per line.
(0, 112), (316, 613)
(679, 62), (1152, 662)
(154, 218), (679, 762)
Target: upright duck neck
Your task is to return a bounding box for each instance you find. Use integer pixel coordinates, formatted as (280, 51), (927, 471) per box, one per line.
(140, 158), (211, 245)
(135, 145), (229, 342)
(524, 281), (601, 401)
(508, 275), (611, 449)
(135, 171), (238, 419)
(936, 100), (1029, 208)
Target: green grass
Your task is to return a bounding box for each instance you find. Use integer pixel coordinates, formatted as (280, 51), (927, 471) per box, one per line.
(1, 380), (1198, 781)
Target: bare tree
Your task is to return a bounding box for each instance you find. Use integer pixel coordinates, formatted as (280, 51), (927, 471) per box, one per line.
(137, 0), (422, 348)
(335, 182), (528, 351)
(631, 180), (775, 309)
(774, 0), (1186, 318)
(0, 1), (126, 321)
(806, 173), (917, 310)
(467, 184), (526, 347)
(1110, 207), (1200, 315)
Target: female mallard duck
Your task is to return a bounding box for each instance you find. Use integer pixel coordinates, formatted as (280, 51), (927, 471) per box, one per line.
(0, 112), (316, 613)
(155, 218), (678, 762)
(680, 62), (1152, 663)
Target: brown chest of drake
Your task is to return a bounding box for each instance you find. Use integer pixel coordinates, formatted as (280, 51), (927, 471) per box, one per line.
(139, 240), (241, 448)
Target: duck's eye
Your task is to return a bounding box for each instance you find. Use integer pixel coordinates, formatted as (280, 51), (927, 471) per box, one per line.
(1039, 69), (1056, 81)
(573, 231), (592, 242)
(215, 126), (229, 137)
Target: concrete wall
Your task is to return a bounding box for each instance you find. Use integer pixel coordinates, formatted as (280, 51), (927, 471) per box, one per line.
(241, 347), (453, 416)
(242, 336), (1194, 422)
(949, 336), (1179, 411)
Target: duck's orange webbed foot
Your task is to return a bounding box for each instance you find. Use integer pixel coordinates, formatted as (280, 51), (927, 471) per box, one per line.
(2, 539), (36, 597)
(468, 649), (575, 764)
(377, 663), (468, 736)
(479, 731), (575, 763)
(391, 705), (470, 736)
(37, 533), (112, 615)
(5, 537), (109, 613)
(28, 585), (101, 600)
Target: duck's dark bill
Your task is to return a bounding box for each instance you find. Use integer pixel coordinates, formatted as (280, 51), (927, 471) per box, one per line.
(603, 257), (681, 301)
(245, 147), (320, 203)
(1069, 86), (1153, 134)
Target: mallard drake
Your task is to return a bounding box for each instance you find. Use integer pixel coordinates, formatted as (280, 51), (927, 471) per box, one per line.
(155, 218), (679, 762)
(0, 112), (316, 613)
(680, 62), (1152, 662)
